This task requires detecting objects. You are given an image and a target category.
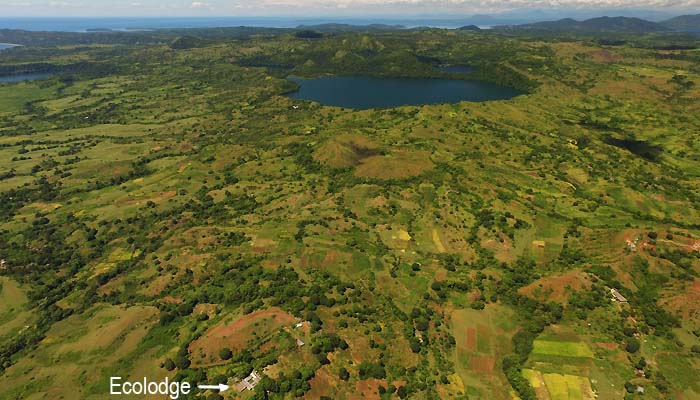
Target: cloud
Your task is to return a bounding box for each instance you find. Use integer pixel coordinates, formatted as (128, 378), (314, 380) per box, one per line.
(250, 0), (700, 10)
(254, 0), (700, 9)
(48, 1), (81, 7)
(3, 0), (700, 17)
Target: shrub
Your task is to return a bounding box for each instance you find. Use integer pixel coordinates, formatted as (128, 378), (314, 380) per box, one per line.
(219, 347), (233, 360)
(625, 338), (640, 353)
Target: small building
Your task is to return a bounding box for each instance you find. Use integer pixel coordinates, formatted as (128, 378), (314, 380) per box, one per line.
(636, 386), (645, 394)
(237, 370), (262, 392)
(295, 322), (304, 328)
(415, 330), (424, 344)
(296, 338), (305, 347)
(532, 240), (546, 249)
(611, 288), (628, 303)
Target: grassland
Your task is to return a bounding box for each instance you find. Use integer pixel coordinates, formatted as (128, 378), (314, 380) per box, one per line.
(0, 27), (699, 399)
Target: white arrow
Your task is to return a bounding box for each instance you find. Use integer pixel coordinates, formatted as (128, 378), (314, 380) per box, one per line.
(198, 383), (229, 392)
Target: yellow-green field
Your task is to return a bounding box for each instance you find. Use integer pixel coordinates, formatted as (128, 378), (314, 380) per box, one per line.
(532, 340), (594, 359)
(523, 369), (596, 400)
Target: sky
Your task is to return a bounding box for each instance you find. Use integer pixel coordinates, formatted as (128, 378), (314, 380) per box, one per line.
(1, 0), (700, 17)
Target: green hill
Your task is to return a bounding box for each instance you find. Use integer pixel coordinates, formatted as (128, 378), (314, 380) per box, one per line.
(661, 14), (700, 32)
(500, 16), (669, 33)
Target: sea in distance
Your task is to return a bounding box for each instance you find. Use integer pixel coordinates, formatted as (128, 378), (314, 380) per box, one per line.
(0, 17), (492, 32)
(286, 76), (523, 109)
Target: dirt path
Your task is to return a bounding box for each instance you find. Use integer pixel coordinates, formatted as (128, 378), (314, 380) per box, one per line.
(432, 229), (446, 253)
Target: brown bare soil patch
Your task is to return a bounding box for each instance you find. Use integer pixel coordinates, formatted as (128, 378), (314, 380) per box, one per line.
(588, 50), (623, 63)
(193, 303), (216, 315)
(518, 271), (591, 304)
(306, 366), (338, 399)
(596, 342), (619, 350)
(465, 327), (477, 351)
(180, 142), (193, 152)
(355, 150), (433, 180)
(188, 307), (296, 366)
(352, 378), (383, 400)
(161, 296), (183, 304)
(470, 355), (495, 373)
(314, 134), (380, 168)
(148, 190), (176, 203)
(660, 279), (700, 319)
(140, 274), (171, 296)
(588, 80), (660, 100)
(321, 250), (339, 268)
(250, 236), (277, 254)
(97, 275), (125, 296)
(435, 269), (447, 282)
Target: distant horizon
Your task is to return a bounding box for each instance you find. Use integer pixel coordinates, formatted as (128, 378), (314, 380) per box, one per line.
(1, 0), (700, 19)
(1, 7), (699, 33)
(1, 9), (699, 19)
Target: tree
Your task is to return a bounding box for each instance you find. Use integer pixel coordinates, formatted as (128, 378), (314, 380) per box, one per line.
(339, 367), (350, 381)
(358, 362), (386, 379)
(397, 386), (408, 399)
(163, 358), (175, 371)
(174, 354), (191, 369)
(415, 317), (429, 331)
(625, 338), (640, 353)
(219, 347), (232, 360)
(409, 338), (421, 353)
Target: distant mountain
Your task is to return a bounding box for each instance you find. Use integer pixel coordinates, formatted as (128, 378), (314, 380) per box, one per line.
(458, 25), (482, 31)
(489, 8), (676, 23)
(169, 35), (211, 49)
(499, 16), (670, 34)
(295, 23), (404, 33)
(661, 14), (700, 32)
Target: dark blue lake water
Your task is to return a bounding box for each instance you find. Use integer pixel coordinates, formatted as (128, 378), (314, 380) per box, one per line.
(0, 73), (54, 83)
(286, 76), (523, 109)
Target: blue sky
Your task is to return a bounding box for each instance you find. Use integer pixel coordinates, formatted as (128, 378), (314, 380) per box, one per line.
(2, 0), (700, 17)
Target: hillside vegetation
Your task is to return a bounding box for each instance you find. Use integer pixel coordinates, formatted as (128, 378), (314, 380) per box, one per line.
(0, 28), (699, 400)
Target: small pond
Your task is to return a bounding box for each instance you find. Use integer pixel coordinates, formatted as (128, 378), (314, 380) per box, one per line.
(603, 137), (662, 161)
(0, 73), (54, 83)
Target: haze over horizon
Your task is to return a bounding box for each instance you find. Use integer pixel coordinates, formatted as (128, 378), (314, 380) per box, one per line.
(1, 0), (700, 19)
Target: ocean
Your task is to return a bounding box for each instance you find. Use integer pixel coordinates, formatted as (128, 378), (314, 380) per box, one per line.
(0, 17), (487, 32)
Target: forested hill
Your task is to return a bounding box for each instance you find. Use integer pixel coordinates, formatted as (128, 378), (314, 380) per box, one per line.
(1, 15), (698, 48)
(496, 16), (671, 34)
(661, 14), (700, 32)
(0, 29), (167, 46)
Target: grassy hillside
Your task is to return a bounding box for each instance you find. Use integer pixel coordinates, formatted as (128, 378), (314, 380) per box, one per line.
(0, 29), (699, 400)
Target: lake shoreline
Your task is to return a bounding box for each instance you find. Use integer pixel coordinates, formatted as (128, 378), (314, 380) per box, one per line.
(285, 75), (524, 109)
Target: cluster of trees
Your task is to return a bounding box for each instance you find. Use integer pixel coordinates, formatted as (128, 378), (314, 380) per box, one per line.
(250, 367), (317, 399)
(0, 176), (58, 221)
